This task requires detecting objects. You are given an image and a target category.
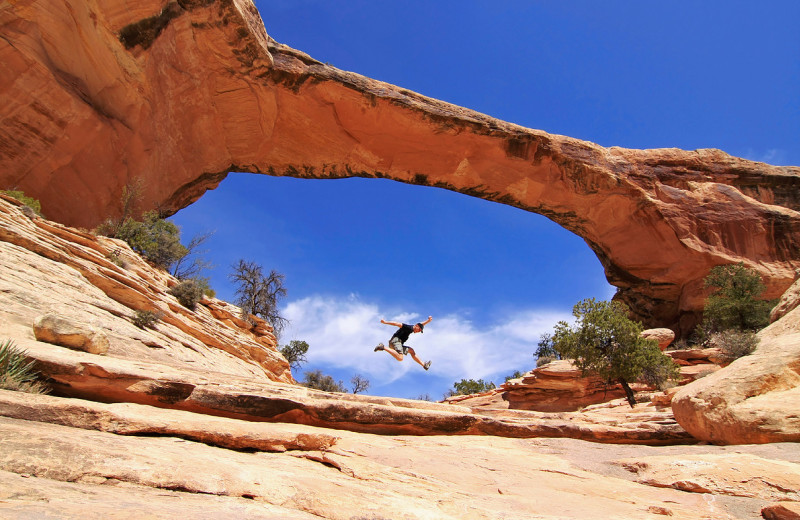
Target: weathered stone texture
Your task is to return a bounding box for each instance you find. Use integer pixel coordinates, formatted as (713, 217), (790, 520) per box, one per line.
(1, 0), (799, 332)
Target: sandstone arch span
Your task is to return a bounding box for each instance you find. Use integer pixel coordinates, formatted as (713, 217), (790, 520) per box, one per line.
(2, 0), (799, 333)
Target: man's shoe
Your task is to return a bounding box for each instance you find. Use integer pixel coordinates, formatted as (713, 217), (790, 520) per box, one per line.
(423, 360), (432, 371)
(374, 343), (384, 352)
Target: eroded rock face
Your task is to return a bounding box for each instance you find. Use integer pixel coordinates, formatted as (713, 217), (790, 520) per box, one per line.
(0, 412), (731, 520)
(671, 301), (800, 444)
(478, 359), (629, 412)
(615, 453), (800, 501)
(0, 195), (292, 383)
(1, 0), (799, 332)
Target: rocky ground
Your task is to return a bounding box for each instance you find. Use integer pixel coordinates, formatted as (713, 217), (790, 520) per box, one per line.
(3, 389), (800, 520)
(1, 196), (799, 519)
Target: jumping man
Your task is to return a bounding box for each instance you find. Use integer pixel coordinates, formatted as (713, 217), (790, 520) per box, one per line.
(374, 316), (433, 370)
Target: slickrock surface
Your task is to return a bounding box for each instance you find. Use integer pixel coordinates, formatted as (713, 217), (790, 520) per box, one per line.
(18, 338), (693, 444)
(615, 453), (800, 501)
(0, 414), (757, 520)
(2, 0), (799, 332)
(4, 403), (800, 519)
(0, 194), (292, 383)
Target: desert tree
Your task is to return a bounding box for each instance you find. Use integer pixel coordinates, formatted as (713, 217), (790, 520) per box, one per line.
(443, 378), (496, 398)
(171, 230), (216, 281)
(702, 262), (774, 333)
(280, 340), (309, 371)
(229, 259), (289, 337)
(350, 374), (370, 394)
(549, 298), (679, 407)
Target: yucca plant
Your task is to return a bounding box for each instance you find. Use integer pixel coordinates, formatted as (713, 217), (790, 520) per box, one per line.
(0, 340), (48, 394)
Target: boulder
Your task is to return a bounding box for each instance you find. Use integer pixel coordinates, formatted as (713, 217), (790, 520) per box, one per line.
(33, 313), (109, 355)
(771, 274), (800, 322)
(641, 328), (675, 351)
(671, 302), (800, 444)
(487, 360), (628, 412)
(763, 502), (800, 520)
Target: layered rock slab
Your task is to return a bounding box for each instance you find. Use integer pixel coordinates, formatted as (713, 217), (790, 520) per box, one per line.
(0, 195), (291, 382)
(0, 415), (733, 520)
(1, 0), (799, 332)
(20, 339), (692, 444)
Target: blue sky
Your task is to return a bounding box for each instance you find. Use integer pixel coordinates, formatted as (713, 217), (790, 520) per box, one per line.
(172, 1), (799, 399)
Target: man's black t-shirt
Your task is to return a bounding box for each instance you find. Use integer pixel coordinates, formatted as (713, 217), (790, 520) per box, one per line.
(391, 324), (414, 345)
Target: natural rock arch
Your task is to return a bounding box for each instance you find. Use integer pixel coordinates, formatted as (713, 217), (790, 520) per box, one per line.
(2, 0), (799, 333)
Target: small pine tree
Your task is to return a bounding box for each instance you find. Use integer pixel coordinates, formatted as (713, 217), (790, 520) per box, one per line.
(279, 340), (309, 371)
(703, 263), (774, 332)
(549, 298), (679, 407)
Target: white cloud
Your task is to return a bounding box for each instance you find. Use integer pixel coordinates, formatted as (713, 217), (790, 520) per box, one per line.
(281, 295), (572, 386)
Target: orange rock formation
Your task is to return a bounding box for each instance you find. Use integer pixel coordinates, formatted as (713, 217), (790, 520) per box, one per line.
(2, 0), (799, 334)
(2, 168), (799, 519)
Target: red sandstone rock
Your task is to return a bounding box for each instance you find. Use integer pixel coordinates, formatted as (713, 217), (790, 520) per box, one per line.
(498, 360), (628, 412)
(763, 502), (800, 520)
(1, 1), (798, 333)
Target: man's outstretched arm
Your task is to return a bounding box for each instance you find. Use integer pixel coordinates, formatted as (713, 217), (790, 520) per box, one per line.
(422, 316), (433, 326)
(380, 319), (402, 327)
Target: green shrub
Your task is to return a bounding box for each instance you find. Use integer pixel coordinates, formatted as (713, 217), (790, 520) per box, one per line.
(536, 355), (556, 367)
(192, 276), (216, 298)
(504, 370), (526, 381)
(1, 189), (43, 216)
(132, 310), (162, 329)
(302, 370), (346, 393)
(444, 378), (496, 398)
(702, 263), (774, 332)
(107, 249), (126, 268)
(0, 340), (48, 394)
(710, 330), (759, 361)
(169, 279), (204, 310)
(99, 211), (187, 271)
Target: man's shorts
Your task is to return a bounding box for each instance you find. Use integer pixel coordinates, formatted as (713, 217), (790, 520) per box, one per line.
(389, 337), (408, 355)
